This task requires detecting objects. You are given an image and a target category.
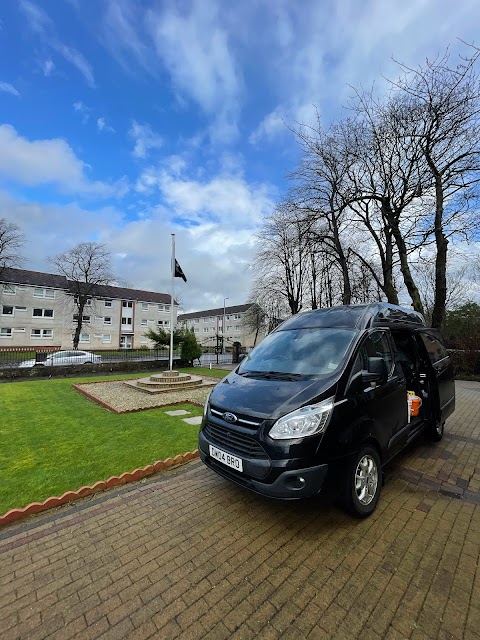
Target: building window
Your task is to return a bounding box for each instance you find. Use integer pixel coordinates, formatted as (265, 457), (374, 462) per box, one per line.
(194, 319), (199, 323)
(234, 314), (241, 320)
(13, 328), (25, 333)
(164, 320), (170, 327)
(141, 319), (148, 327)
(203, 318), (209, 323)
(122, 301), (133, 308)
(235, 325), (241, 331)
(2, 284), (15, 294)
(79, 333), (90, 343)
(157, 320), (163, 326)
(15, 306), (27, 312)
(140, 336), (148, 344)
(165, 305), (171, 312)
(33, 308), (54, 318)
(142, 303), (149, 311)
(121, 317), (132, 325)
(0, 328), (12, 338)
(203, 327), (209, 333)
(102, 334), (112, 344)
(104, 300), (112, 307)
(31, 329), (53, 338)
(104, 317), (112, 325)
(73, 314), (90, 322)
(33, 288), (55, 298)
(2, 305), (14, 316)
(158, 305), (164, 312)
(194, 328), (199, 333)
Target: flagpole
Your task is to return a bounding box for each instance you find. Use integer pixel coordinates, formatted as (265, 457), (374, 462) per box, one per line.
(169, 233), (175, 371)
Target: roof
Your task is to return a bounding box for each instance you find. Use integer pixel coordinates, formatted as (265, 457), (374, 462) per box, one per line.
(277, 303), (425, 331)
(69, 282), (175, 305)
(178, 304), (253, 321)
(0, 267), (174, 304)
(0, 267), (68, 289)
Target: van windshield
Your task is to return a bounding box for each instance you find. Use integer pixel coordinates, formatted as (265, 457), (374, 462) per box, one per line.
(238, 328), (357, 378)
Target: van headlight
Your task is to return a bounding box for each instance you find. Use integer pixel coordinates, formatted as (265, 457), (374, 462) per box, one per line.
(269, 397), (335, 440)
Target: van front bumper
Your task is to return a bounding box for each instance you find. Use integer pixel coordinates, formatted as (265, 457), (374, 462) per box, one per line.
(199, 431), (328, 499)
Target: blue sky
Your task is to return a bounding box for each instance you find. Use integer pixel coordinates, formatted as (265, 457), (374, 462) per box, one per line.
(1, 0), (479, 312)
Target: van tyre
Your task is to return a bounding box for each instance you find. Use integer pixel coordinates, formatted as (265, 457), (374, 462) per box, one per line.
(342, 446), (381, 518)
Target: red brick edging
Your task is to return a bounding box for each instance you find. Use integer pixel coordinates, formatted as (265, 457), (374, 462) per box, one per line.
(0, 450), (200, 528)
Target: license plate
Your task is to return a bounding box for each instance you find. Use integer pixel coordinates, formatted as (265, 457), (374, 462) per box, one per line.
(209, 445), (243, 472)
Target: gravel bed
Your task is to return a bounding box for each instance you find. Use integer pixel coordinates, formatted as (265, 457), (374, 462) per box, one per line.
(76, 377), (219, 412)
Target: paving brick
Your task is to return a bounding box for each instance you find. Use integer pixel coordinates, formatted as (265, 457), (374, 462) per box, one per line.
(1, 381), (479, 640)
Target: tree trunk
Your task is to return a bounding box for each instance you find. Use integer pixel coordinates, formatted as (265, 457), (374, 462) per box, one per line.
(383, 226), (399, 305)
(431, 175), (448, 329)
(331, 210), (351, 305)
(73, 300), (85, 349)
(382, 199), (424, 314)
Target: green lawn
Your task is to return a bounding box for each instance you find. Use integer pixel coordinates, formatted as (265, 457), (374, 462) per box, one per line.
(0, 368), (226, 515)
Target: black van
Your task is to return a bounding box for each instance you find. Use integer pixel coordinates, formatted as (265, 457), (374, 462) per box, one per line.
(198, 303), (455, 517)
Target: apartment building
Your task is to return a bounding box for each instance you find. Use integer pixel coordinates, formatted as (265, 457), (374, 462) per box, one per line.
(0, 268), (177, 349)
(177, 304), (266, 349)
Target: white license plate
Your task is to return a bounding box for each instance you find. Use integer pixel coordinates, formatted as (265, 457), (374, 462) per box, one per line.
(209, 445), (243, 472)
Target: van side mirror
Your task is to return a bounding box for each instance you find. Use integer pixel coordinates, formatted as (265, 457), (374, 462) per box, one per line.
(362, 357), (388, 385)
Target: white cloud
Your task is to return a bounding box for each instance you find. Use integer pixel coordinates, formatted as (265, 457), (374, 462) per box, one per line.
(129, 121), (163, 159)
(0, 124), (127, 198)
(249, 108), (287, 145)
(73, 100), (91, 124)
(101, 0), (243, 143)
(0, 190), (125, 270)
(20, 0), (95, 88)
(247, 0), (480, 143)
(52, 43), (95, 88)
(146, 3), (242, 142)
(41, 58), (55, 76)
(97, 117), (114, 133)
(0, 82), (20, 97)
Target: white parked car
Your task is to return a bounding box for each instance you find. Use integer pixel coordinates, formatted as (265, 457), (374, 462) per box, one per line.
(19, 350), (102, 368)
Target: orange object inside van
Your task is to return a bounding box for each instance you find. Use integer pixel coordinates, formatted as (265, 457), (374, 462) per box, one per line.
(407, 392), (422, 417)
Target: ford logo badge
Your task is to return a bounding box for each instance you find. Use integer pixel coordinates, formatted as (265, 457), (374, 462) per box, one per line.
(223, 412), (237, 423)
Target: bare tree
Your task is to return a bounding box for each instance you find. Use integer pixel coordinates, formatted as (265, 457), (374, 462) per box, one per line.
(392, 47), (480, 328)
(241, 303), (267, 346)
(0, 218), (25, 271)
(254, 204), (310, 315)
(291, 118), (355, 305)
(49, 242), (115, 349)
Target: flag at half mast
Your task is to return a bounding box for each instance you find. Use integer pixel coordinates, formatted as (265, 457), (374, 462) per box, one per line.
(174, 259), (187, 282)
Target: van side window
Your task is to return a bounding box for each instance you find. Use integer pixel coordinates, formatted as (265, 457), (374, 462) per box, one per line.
(419, 332), (448, 364)
(351, 331), (394, 379)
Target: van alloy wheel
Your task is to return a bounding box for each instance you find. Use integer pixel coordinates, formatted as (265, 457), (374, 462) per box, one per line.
(355, 455), (378, 506)
(341, 445), (382, 518)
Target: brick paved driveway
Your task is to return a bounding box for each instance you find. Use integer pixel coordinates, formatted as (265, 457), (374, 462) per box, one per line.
(1, 381), (479, 640)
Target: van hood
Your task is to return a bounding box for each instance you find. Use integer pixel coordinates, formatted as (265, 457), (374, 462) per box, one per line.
(208, 370), (339, 421)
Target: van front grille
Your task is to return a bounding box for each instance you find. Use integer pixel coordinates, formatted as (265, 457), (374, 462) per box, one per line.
(204, 423), (267, 459)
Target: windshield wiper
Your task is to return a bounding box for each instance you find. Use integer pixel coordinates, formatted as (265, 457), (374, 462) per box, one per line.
(238, 370), (303, 380)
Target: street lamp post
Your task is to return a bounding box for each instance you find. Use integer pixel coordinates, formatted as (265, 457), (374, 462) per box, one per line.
(223, 297), (229, 354)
